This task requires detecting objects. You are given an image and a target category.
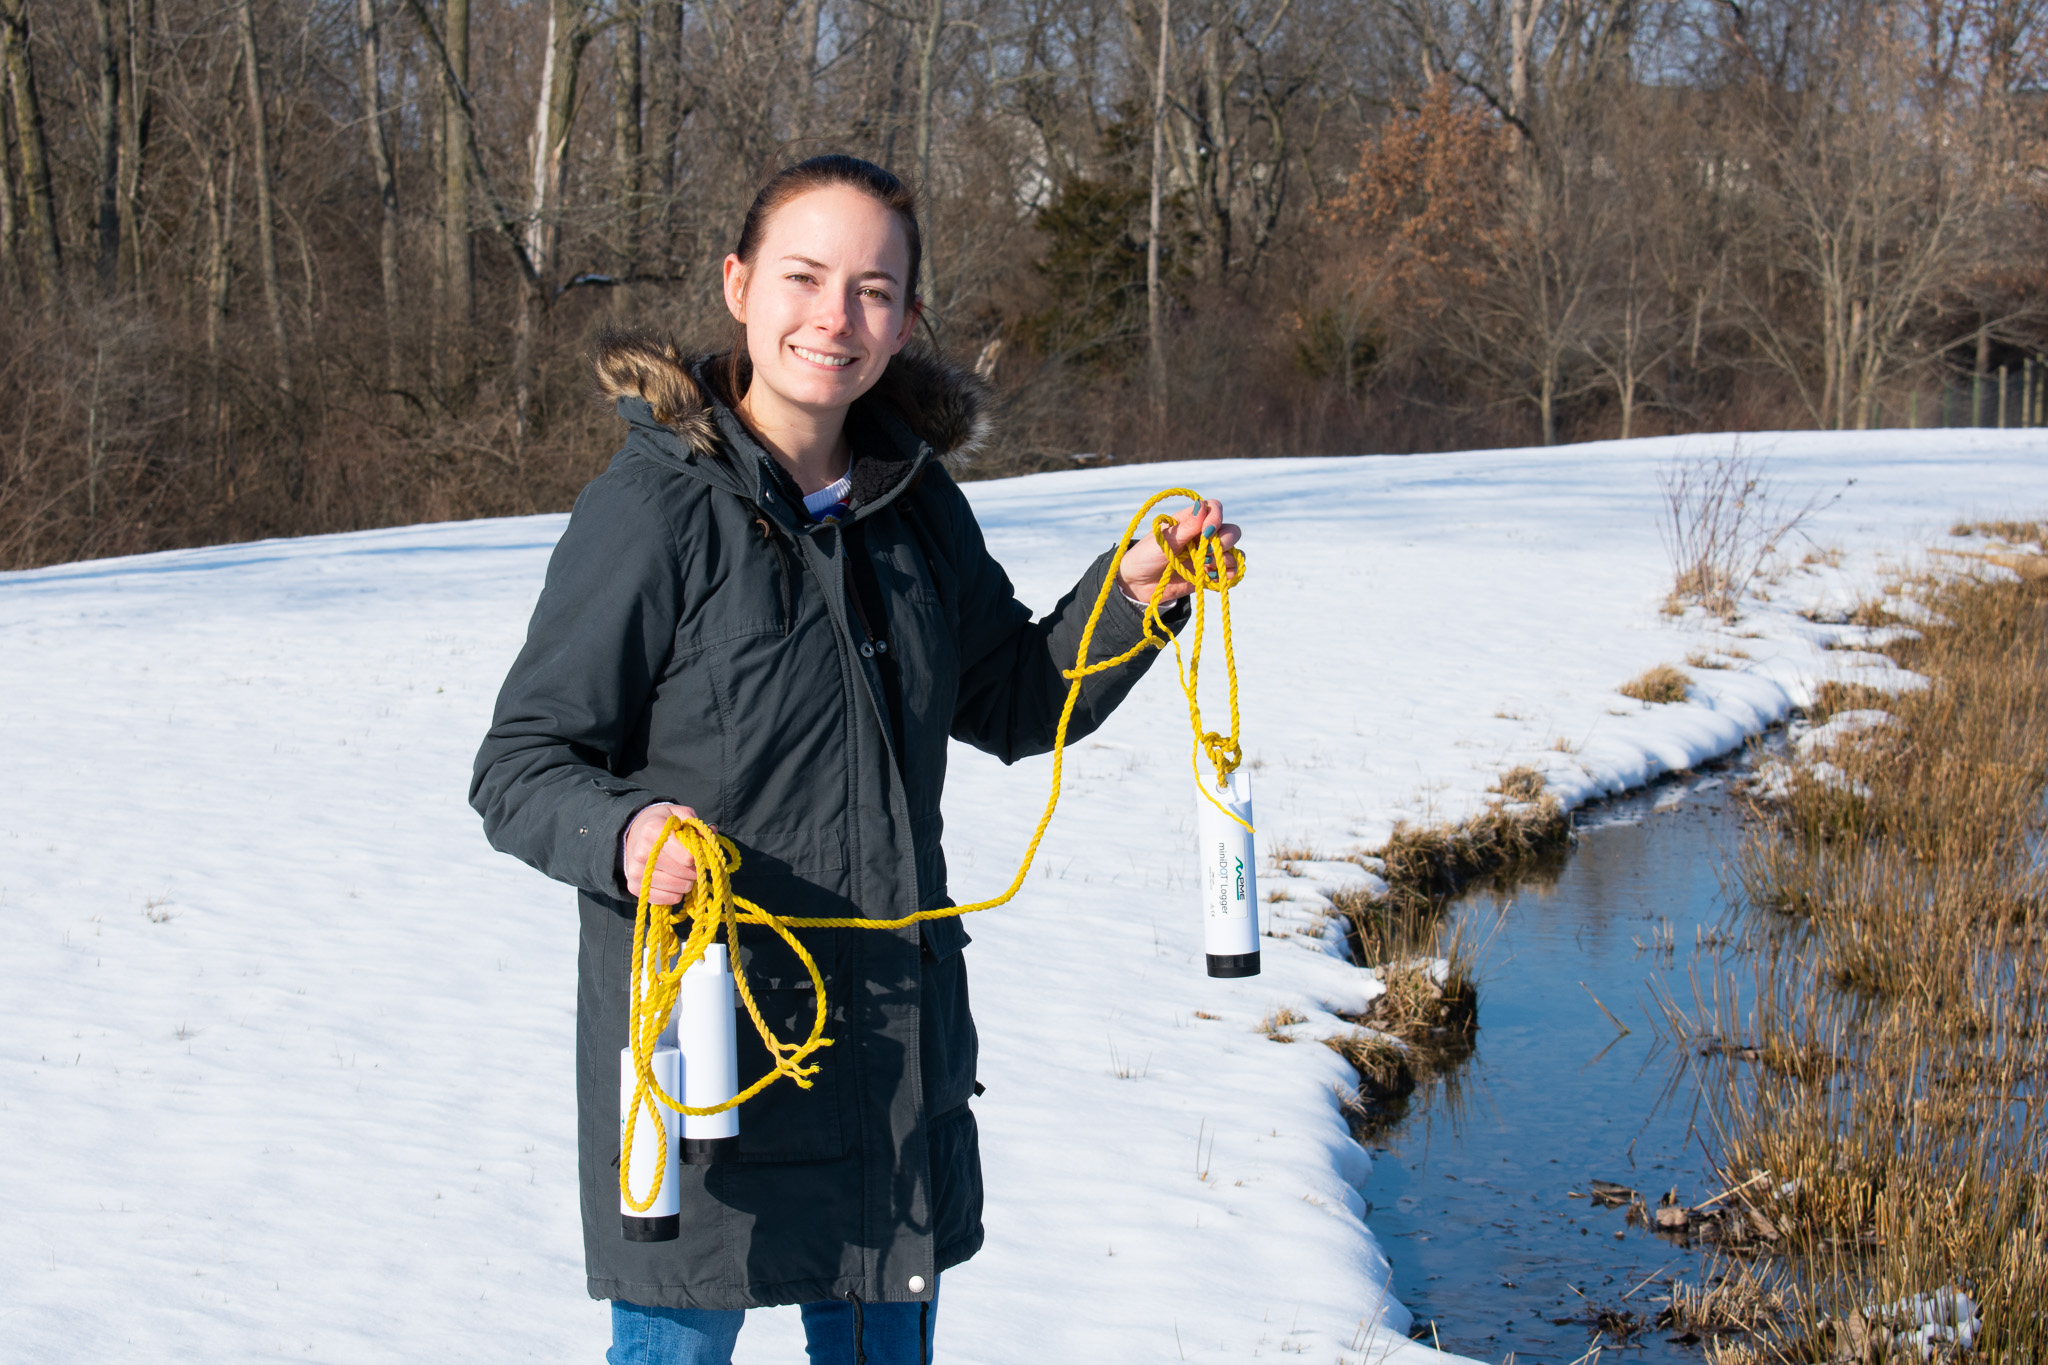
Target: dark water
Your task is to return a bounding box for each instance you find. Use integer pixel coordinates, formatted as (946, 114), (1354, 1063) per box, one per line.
(1367, 765), (1754, 1363)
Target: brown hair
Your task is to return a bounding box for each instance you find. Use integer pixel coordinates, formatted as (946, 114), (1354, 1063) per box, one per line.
(720, 155), (922, 405)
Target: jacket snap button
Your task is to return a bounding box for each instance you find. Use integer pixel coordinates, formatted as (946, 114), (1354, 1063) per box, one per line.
(860, 642), (875, 658)
(907, 1275), (926, 1294)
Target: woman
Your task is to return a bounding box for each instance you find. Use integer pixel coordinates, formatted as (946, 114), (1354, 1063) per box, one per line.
(471, 155), (1241, 1365)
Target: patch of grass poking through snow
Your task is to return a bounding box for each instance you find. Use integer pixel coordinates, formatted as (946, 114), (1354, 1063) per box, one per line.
(1489, 764), (1546, 802)
(1619, 663), (1690, 704)
(1256, 1005), (1308, 1040)
(1952, 517), (2047, 546)
(1669, 554), (2048, 1362)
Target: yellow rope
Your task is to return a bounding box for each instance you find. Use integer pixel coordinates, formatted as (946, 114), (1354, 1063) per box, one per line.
(620, 488), (1248, 1211)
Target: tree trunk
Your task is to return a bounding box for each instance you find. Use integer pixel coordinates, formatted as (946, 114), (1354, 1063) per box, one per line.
(400, 0), (540, 301)
(118, 0), (154, 294)
(205, 144), (239, 498)
(356, 0), (402, 392)
(1847, 295), (1867, 431)
(1, 0), (62, 306)
(0, 74), (18, 300)
(914, 0), (943, 192)
(879, 23), (910, 168)
(1200, 6), (1233, 276)
(913, 0), (943, 307)
(611, 5), (641, 269)
(1509, 0), (1534, 124)
(440, 0), (473, 379)
(1540, 361), (1557, 445)
(91, 0), (121, 290)
(237, 0), (290, 397)
(515, 0), (591, 446)
(644, 0), (679, 242)
(1146, 0), (1170, 427)
(795, 0), (821, 123)
(1974, 329), (1990, 426)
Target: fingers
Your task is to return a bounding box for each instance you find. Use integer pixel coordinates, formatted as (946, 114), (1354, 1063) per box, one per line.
(626, 802), (708, 905)
(1126, 499), (1241, 601)
(1169, 499), (1233, 549)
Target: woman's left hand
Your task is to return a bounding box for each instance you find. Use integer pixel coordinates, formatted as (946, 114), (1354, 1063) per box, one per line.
(1116, 498), (1242, 605)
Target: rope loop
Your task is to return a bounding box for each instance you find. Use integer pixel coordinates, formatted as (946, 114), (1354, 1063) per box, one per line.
(620, 489), (1249, 1209)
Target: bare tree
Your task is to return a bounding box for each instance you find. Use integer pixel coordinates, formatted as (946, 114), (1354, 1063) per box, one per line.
(1726, 8), (2003, 429)
(236, 0), (290, 397)
(118, 0), (157, 294)
(1144, 0), (1169, 421)
(1, 0), (61, 306)
(515, 0), (595, 442)
(6, 0), (2048, 569)
(91, 0), (122, 289)
(610, 2), (642, 269)
(440, 0), (471, 366)
(356, 0), (402, 390)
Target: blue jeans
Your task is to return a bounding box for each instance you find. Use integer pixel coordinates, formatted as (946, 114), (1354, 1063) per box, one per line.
(607, 1283), (938, 1365)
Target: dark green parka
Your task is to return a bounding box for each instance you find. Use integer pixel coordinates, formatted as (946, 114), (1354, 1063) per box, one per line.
(470, 336), (1181, 1311)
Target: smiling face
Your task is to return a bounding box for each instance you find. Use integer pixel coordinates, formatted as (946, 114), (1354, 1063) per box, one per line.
(722, 184), (919, 431)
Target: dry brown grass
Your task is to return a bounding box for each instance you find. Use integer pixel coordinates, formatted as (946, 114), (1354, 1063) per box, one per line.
(1620, 663), (1692, 704)
(1488, 764), (1547, 802)
(1657, 1257), (1799, 1349)
(1680, 557), (2048, 1359)
(1370, 797), (1570, 916)
(1257, 1005), (1309, 1039)
(1324, 1029), (1414, 1097)
(1953, 518), (2046, 544)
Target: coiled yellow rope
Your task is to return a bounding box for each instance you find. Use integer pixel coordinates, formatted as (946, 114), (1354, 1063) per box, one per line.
(621, 489), (1248, 1210)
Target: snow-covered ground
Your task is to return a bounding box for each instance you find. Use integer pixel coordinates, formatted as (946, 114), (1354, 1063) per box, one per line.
(4, 429), (2045, 1364)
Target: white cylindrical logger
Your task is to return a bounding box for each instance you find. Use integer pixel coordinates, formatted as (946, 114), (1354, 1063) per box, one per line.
(1198, 769), (1260, 977)
(619, 1044), (681, 1241)
(678, 942), (740, 1163)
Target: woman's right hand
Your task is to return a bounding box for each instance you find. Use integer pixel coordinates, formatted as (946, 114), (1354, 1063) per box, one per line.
(623, 803), (709, 906)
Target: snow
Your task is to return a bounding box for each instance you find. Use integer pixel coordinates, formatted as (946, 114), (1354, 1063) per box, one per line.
(5, 427), (2048, 1363)
(1795, 709), (1897, 756)
(1866, 1288), (1982, 1356)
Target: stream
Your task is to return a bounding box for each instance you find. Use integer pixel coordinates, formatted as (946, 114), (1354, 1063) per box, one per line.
(1367, 760), (1757, 1363)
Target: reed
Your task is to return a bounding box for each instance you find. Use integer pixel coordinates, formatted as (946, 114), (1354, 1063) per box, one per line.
(1672, 547), (2048, 1361)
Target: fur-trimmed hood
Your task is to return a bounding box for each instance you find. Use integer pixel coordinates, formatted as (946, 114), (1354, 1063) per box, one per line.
(592, 329), (993, 463)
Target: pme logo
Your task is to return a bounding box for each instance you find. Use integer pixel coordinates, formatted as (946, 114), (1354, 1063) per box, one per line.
(1233, 856), (1245, 901)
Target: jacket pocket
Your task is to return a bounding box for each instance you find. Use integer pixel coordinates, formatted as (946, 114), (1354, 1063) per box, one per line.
(919, 915), (970, 963)
(919, 936), (979, 1115)
(732, 925), (851, 1164)
(929, 1102), (985, 1270)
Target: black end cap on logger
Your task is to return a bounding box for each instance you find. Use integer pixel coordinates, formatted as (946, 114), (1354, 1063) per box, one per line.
(1206, 951), (1260, 978)
(683, 1135), (738, 1166)
(622, 1213), (680, 1242)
